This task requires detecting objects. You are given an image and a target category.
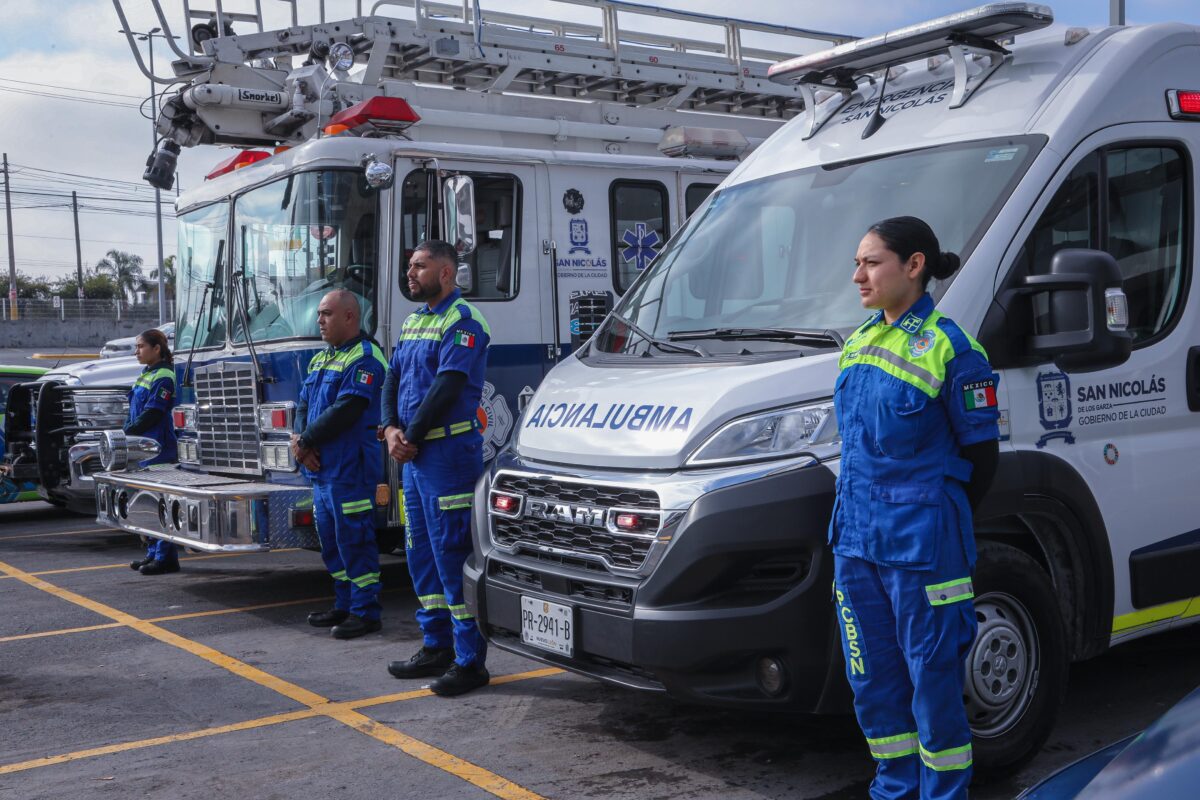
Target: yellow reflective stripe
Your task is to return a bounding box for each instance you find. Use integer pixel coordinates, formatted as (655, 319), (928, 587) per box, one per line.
(399, 331), (444, 342)
(855, 346), (941, 396)
(418, 593), (448, 610)
(919, 743), (972, 771)
(452, 299), (491, 337)
(448, 603), (473, 620)
(135, 367), (175, 388)
(350, 572), (380, 588)
(424, 420), (478, 440)
(866, 732), (918, 760)
(926, 578), (974, 606)
(330, 570), (349, 582)
(341, 499), (373, 514)
(438, 493), (473, 511)
(1112, 598), (1193, 633)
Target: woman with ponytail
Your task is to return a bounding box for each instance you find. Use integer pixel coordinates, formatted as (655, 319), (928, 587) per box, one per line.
(125, 328), (181, 576)
(829, 217), (1000, 798)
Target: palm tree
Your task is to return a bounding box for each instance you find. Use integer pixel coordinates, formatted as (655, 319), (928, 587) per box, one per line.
(95, 249), (144, 304)
(147, 255), (176, 300)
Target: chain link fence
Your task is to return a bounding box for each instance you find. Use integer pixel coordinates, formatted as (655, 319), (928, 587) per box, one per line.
(1, 298), (173, 322)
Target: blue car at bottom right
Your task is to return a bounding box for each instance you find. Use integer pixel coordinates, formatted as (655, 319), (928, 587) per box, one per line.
(1020, 685), (1200, 799)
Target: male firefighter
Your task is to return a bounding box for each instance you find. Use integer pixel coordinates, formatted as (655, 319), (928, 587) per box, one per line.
(292, 289), (388, 639)
(383, 240), (491, 697)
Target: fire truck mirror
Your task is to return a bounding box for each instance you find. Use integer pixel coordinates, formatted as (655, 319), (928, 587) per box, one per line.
(444, 175), (477, 257)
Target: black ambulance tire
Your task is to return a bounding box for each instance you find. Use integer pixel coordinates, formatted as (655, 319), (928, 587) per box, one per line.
(968, 540), (1068, 776)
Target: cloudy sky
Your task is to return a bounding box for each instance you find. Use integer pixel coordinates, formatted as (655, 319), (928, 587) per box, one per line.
(1, 0), (1198, 286)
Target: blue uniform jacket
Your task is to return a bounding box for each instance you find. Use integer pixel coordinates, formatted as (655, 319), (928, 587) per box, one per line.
(390, 289), (491, 436)
(298, 333), (387, 485)
(830, 293), (1000, 570)
(126, 361), (177, 464)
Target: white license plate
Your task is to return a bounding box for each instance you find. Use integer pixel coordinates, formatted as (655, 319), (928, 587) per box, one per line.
(520, 595), (574, 657)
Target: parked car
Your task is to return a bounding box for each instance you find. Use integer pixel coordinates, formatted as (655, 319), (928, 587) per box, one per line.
(100, 321), (174, 359)
(1020, 684), (1200, 799)
(0, 365), (48, 503)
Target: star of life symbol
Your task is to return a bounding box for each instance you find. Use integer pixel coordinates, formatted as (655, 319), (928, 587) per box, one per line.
(568, 218), (590, 254)
(621, 222), (661, 271)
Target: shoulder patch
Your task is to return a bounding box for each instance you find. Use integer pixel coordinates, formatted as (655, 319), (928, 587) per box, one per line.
(453, 330), (476, 349)
(353, 366), (375, 386)
(963, 378), (998, 410)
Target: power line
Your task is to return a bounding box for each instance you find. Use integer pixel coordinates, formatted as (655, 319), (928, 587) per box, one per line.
(0, 85), (143, 109)
(0, 231), (164, 246)
(0, 77), (144, 99)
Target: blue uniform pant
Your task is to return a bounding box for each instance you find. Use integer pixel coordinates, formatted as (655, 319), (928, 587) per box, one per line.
(313, 480), (382, 621)
(145, 538), (178, 566)
(833, 538), (977, 799)
(402, 433), (485, 667)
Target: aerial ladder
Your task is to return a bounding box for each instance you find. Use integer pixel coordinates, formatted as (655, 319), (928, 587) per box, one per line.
(113, 0), (854, 188)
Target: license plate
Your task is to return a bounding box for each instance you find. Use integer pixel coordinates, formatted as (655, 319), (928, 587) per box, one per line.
(520, 595), (574, 657)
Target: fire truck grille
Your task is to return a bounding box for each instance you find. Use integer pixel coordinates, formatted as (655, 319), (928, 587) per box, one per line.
(194, 362), (260, 475)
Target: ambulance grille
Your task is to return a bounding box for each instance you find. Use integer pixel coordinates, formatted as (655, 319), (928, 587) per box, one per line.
(194, 362), (260, 475)
(490, 474), (660, 572)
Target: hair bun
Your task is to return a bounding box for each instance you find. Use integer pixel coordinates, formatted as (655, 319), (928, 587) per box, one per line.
(933, 251), (961, 280)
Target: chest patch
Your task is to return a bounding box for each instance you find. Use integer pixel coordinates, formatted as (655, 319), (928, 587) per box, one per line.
(908, 329), (936, 358)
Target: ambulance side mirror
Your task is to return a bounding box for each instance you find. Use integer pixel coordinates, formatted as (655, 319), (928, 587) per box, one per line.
(981, 249), (1133, 374)
(443, 175), (477, 257)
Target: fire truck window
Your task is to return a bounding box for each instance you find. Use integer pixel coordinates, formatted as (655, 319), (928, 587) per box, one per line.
(612, 181), (669, 294)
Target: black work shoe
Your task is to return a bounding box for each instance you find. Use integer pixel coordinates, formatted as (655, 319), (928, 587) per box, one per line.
(307, 608), (350, 627)
(387, 647), (454, 679)
(139, 560), (180, 575)
(331, 614), (381, 640)
(430, 662), (490, 697)
(130, 557), (151, 571)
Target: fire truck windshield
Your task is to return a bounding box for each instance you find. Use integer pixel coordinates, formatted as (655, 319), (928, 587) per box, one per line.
(231, 169), (378, 343)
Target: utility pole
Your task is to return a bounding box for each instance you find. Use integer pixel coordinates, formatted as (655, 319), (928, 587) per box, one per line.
(72, 191), (84, 299)
(1110, 0), (1125, 26)
(3, 153), (16, 320)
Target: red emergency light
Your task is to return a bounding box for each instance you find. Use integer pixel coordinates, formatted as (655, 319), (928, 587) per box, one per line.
(172, 410), (187, 429)
(327, 97), (420, 134)
(205, 149), (271, 181)
(614, 513), (647, 533)
(270, 409), (288, 428)
(490, 492), (520, 515)
(1167, 90), (1200, 120)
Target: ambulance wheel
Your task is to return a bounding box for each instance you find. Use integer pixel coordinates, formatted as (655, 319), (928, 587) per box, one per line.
(966, 540), (1067, 775)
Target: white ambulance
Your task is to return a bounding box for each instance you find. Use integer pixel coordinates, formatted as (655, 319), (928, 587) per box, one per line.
(468, 3), (1200, 771)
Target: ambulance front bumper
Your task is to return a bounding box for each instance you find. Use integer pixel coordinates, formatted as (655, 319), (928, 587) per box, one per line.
(94, 465), (316, 552)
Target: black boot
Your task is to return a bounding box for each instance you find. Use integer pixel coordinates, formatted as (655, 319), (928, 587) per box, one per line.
(331, 614), (381, 640)
(130, 557), (152, 571)
(387, 647), (454, 679)
(307, 608), (350, 627)
(430, 662), (490, 697)
(139, 559), (180, 575)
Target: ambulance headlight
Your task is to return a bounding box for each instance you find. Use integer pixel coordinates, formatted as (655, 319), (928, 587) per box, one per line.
(686, 400), (840, 467)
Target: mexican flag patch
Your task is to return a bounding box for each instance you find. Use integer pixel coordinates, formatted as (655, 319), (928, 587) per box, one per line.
(354, 368), (374, 385)
(454, 331), (476, 348)
(963, 379), (997, 410)
(159, 388), (172, 401)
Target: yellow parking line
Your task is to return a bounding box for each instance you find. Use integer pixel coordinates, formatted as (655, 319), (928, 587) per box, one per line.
(0, 528), (117, 541)
(0, 668), (562, 778)
(0, 549), (297, 580)
(0, 622), (124, 643)
(0, 558), (551, 799)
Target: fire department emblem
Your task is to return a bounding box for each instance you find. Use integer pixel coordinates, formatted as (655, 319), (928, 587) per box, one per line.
(479, 381), (514, 462)
(908, 329), (935, 358)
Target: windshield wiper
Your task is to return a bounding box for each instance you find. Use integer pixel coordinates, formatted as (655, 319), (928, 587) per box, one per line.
(667, 327), (844, 348)
(609, 311), (707, 357)
(231, 266), (266, 384)
(182, 240), (222, 388)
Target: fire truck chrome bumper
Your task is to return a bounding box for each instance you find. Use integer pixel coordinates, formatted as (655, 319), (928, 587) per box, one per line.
(93, 467), (314, 552)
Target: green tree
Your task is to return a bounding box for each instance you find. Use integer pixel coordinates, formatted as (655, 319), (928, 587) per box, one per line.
(95, 249), (144, 303)
(146, 254), (176, 299)
(55, 270), (119, 300)
(0, 271), (54, 299)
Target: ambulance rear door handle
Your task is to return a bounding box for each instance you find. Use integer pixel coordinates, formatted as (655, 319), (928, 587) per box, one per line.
(1187, 346), (1200, 412)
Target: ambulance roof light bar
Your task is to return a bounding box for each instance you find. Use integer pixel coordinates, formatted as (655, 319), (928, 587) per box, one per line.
(768, 3), (1054, 140)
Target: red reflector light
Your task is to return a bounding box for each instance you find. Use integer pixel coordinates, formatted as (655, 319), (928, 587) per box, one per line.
(328, 96), (420, 132)
(1178, 91), (1200, 114)
(172, 410), (187, 428)
(491, 494), (518, 513)
(291, 508), (314, 527)
(615, 513), (643, 531)
(205, 149), (271, 181)
(270, 409), (288, 428)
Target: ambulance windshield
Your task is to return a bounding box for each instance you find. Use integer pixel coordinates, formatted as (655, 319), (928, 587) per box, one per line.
(599, 137), (1042, 355)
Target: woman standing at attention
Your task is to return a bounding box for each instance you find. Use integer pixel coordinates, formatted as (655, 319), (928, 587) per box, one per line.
(125, 328), (180, 576)
(831, 217), (1000, 799)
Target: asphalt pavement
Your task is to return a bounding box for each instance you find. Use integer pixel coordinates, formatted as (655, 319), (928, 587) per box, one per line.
(0, 501), (1196, 799)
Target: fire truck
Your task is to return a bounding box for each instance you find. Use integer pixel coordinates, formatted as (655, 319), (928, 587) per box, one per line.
(92, 0), (848, 551)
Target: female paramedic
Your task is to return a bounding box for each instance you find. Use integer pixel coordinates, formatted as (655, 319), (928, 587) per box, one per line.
(125, 328), (180, 576)
(831, 216), (999, 799)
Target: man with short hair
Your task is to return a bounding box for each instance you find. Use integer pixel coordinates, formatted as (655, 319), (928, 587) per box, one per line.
(293, 289), (388, 639)
(383, 240), (492, 696)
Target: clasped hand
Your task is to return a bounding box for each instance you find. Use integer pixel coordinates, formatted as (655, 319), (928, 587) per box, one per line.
(384, 426), (418, 463)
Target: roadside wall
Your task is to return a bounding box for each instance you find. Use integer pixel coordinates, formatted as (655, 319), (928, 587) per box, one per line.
(0, 319), (157, 349)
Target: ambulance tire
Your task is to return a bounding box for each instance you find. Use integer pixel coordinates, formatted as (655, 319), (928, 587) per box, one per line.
(966, 540), (1068, 776)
